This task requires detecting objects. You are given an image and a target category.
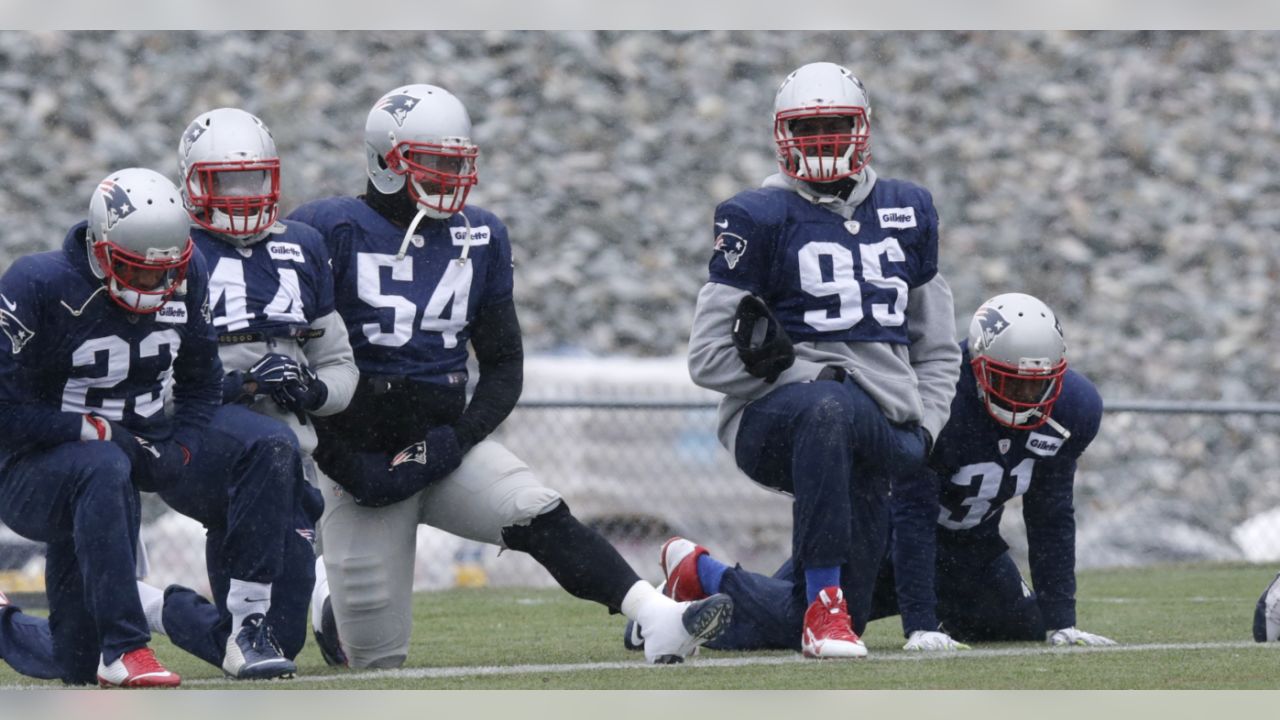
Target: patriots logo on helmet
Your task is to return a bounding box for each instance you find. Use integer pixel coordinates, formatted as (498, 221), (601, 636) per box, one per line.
(973, 306), (1011, 352)
(378, 93), (420, 128)
(714, 232), (748, 270)
(0, 308), (35, 354)
(98, 180), (136, 231)
(181, 122), (207, 155)
(390, 441), (428, 469)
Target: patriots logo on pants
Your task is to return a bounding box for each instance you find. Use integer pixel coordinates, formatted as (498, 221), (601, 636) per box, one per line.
(714, 232), (748, 270)
(390, 441), (428, 469)
(972, 306), (1011, 353)
(98, 180), (137, 231)
(378, 94), (419, 128)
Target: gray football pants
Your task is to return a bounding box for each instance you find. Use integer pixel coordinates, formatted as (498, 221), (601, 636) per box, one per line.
(316, 439), (562, 668)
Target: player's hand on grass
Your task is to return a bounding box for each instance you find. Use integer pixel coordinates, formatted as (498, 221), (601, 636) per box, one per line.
(1048, 627), (1116, 646)
(903, 630), (969, 651)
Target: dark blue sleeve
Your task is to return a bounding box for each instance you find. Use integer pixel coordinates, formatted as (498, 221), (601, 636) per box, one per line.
(288, 203), (354, 298)
(169, 251), (224, 455)
(706, 197), (774, 295)
(1022, 457), (1078, 631)
(910, 187), (939, 287)
(0, 260), (83, 456)
(890, 466), (942, 635)
(482, 216), (514, 308)
(300, 223), (337, 318)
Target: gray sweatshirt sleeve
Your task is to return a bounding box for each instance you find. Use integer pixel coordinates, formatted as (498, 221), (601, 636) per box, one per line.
(304, 310), (359, 417)
(906, 272), (962, 441)
(687, 281), (826, 397)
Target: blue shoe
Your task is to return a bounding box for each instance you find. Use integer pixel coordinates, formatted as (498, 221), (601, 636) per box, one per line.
(1253, 572), (1280, 642)
(313, 595), (349, 667)
(223, 614), (297, 679)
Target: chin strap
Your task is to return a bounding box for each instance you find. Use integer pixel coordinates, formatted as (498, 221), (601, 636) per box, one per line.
(393, 203), (474, 266)
(395, 206), (429, 262)
(1028, 408), (1072, 440)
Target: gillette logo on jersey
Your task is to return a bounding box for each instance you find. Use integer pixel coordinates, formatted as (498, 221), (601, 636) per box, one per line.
(378, 93), (419, 127)
(715, 232), (748, 269)
(972, 306), (1011, 353)
(451, 226), (491, 246)
(877, 207), (916, 229)
(98, 180), (137, 231)
(1026, 432), (1064, 457)
(267, 241), (306, 263)
(154, 301), (189, 324)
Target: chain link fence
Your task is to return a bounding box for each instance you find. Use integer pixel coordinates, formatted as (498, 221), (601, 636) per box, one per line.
(4, 357), (1280, 596)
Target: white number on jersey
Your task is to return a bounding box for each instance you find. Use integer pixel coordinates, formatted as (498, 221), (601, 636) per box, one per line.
(61, 330), (183, 421)
(356, 252), (473, 348)
(208, 257), (306, 332)
(938, 457), (1035, 531)
(798, 237), (906, 332)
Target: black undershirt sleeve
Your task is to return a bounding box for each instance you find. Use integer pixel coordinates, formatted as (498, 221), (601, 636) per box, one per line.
(453, 298), (524, 451)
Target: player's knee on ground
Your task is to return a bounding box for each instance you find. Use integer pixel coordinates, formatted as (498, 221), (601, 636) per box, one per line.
(331, 554), (411, 668)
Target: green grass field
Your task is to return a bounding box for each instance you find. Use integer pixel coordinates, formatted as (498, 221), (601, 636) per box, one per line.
(3, 562), (1277, 690)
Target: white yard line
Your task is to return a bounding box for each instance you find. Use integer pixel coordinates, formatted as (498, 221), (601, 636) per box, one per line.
(191, 640), (1270, 686)
(2, 640), (1269, 689)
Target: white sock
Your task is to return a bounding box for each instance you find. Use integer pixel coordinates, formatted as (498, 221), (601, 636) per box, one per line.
(136, 581), (166, 635)
(311, 556), (329, 634)
(620, 580), (676, 629)
(227, 579), (272, 631)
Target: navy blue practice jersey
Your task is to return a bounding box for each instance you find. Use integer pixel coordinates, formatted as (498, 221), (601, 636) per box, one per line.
(708, 179), (939, 345)
(286, 197), (514, 387)
(194, 221), (336, 337)
(0, 223), (223, 469)
(929, 352), (1102, 540)
(889, 345), (1103, 632)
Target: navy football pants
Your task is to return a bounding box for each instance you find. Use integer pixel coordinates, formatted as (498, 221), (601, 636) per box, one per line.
(157, 404), (321, 665)
(0, 441), (147, 684)
(715, 377), (925, 650)
(869, 539), (1045, 642)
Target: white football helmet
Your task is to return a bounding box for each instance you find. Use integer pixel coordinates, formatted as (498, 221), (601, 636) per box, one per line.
(364, 84), (479, 220)
(773, 62), (871, 183)
(178, 107), (281, 243)
(86, 168), (194, 314)
(968, 293), (1068, 430)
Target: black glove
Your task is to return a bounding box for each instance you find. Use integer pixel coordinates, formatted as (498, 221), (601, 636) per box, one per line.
(314, 426), (464, 508)
(108, 422), (190, 493)
(732, 295), (795, 383)
(248, 352), (304, 393)
(272, 365), (328, 414)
